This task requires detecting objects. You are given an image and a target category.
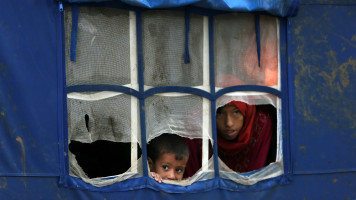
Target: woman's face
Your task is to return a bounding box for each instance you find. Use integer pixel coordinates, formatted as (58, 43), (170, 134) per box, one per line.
(216, 105), (244, 141)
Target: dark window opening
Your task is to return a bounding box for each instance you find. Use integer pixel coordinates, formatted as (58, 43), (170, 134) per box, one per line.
(69, 140), (142, 178)
(264, 104), (277, 166)
(184, 104), (277, 177)
(183, 138), (213, 178)
(216, 104), (277, 173)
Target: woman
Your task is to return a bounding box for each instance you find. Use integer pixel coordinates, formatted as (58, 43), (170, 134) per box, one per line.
(184, 100), (276, 177)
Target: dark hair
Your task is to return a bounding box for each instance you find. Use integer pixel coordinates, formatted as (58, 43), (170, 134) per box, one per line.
(147, 133), (189, 163)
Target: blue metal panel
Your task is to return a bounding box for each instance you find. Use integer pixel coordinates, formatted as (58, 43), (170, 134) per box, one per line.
(1, 0), (355, 199)
(0, 1), (60, 175)
(289, 5), (356, 173)
(0, 173), (355, 199)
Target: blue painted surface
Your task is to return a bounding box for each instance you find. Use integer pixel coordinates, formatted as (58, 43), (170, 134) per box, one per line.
(0, 0), (355, 199)
(0, 0), (60, 175)
(289, 5), (356, 174)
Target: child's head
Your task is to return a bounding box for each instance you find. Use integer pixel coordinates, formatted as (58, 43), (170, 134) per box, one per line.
(147, 133), (189, 180)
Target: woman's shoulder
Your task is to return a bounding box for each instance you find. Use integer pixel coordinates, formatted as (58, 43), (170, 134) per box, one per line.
(255, 104), (276, 123)
(253, 104), (276, 134)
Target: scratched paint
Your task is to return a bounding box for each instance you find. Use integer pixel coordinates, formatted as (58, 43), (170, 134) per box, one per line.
(16, 136), (26, 175)
(290, 5), (356, 175)
(298, 145), (308, 156)
(291, 9), (356, 130)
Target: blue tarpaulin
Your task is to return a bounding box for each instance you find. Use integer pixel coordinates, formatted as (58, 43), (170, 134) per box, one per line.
(1, 0), (356, 199)
(62, 0), (300, 17)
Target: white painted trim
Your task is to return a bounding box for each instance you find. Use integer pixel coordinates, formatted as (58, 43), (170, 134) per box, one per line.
(130, 11), (138, 173)
(202, 16), (210, 171)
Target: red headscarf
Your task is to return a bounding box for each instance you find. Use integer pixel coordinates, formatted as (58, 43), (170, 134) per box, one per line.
(184, 101), (273, 176)
(217, 101), (256, 156)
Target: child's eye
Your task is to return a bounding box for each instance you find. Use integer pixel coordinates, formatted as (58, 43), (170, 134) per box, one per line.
(162, 165), (169, 171)
(176, 168), (183, 173)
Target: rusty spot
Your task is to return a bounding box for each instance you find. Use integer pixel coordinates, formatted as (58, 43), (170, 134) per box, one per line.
(351, 35), (356, 41)
(333, 178), (338, 183)
(299, 146), (307, 154)
(294, 25), (302, 35)
(16, 136), (26, 175)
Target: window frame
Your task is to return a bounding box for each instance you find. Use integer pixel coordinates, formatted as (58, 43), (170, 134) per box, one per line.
(57, 2), (293, 192)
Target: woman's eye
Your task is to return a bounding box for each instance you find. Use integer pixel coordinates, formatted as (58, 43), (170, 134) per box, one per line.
(234, 110), (240, 115)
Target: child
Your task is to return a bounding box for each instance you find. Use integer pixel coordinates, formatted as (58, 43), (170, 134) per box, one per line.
(147, 133), (189, 183)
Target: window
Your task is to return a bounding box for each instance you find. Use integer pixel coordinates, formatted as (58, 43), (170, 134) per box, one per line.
(61, 3), (289, 191)
(65, 7), (143, 187)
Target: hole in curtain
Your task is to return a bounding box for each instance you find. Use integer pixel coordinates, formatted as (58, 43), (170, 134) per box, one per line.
(69, 140), (142, 178)
(183, 137), (213, 178)
(147, 133), (192, 180)
(85, 114), (90, 132)
(144, 94), (214, 183)
(215, 103), (277, 173)
(183, 104), (276, 177)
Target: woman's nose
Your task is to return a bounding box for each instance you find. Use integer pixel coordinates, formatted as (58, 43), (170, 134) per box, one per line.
(225, 114), (233, 127)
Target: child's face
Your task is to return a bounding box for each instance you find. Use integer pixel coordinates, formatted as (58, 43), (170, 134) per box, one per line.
(150, 153), (188, 180)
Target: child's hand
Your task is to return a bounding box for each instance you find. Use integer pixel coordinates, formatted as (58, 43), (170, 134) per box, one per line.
(150, 172), (163, 183)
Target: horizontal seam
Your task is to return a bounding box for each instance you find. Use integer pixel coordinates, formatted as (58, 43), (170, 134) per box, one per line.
(294, 169), (356, 175)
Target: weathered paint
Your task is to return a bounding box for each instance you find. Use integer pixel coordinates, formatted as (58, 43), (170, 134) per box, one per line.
(290, 4), (356, 174)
